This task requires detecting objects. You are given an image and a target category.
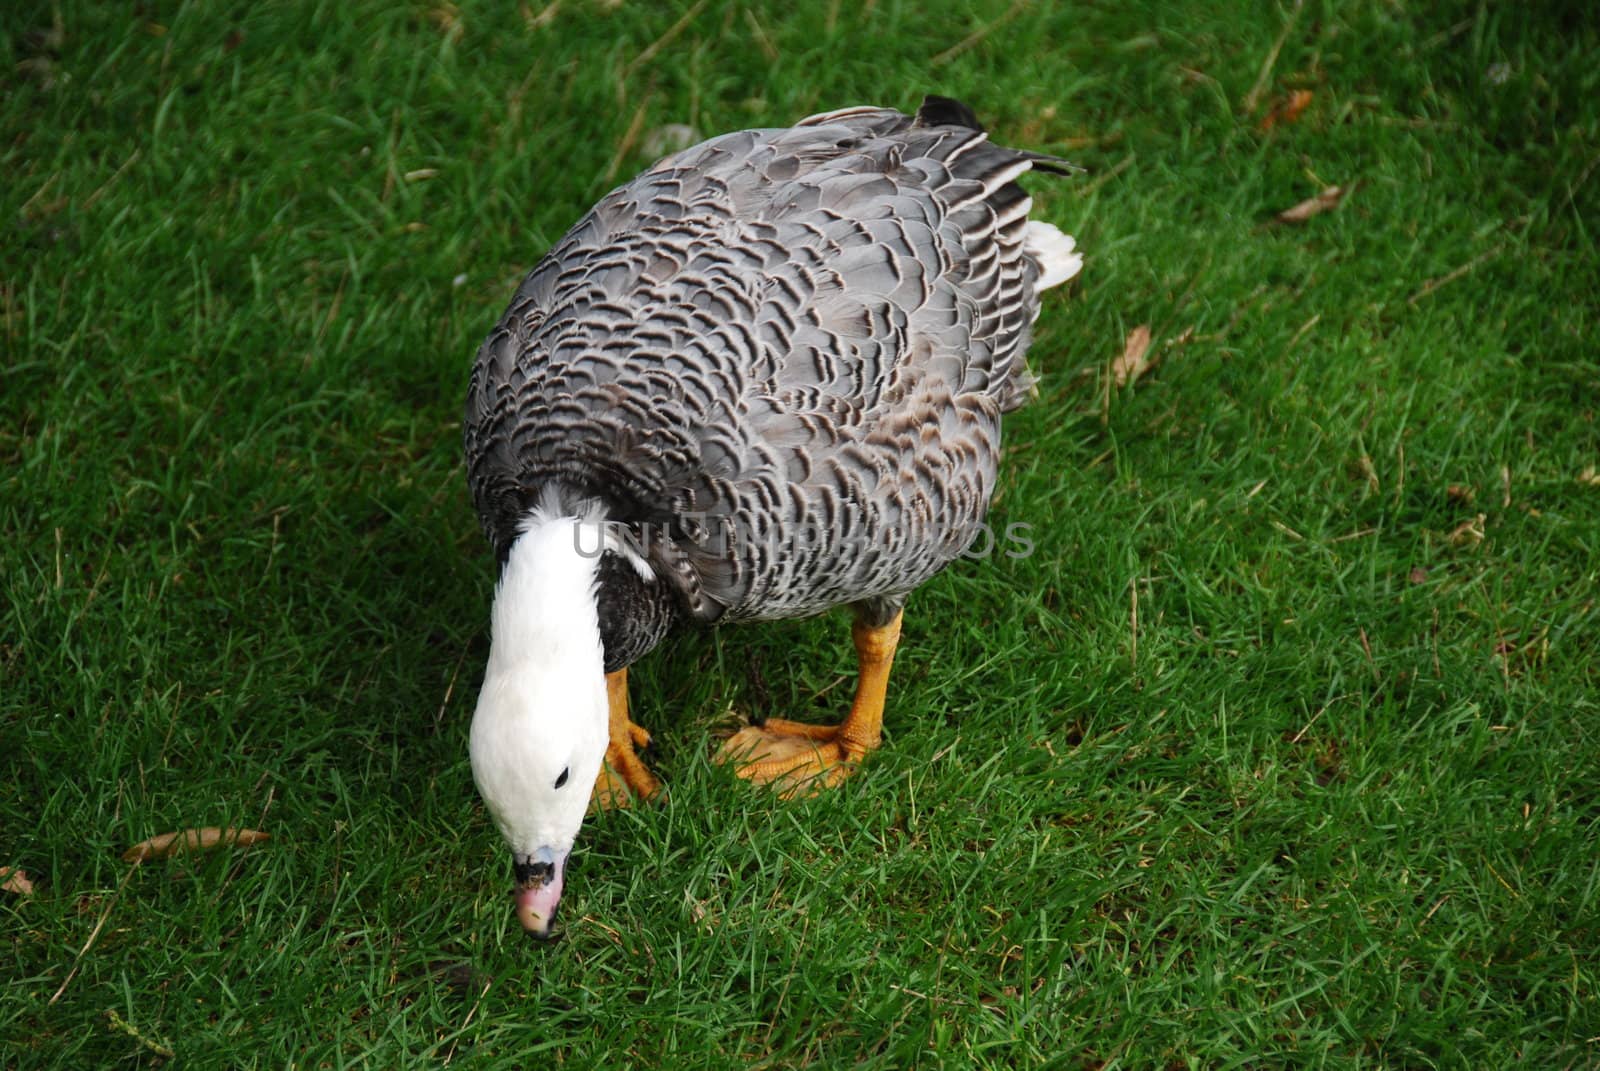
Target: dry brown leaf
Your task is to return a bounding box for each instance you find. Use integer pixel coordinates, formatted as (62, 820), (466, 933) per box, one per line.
(1276, 185), (1346, 223)
(1260, 89), (1314, 130)
(122, 828), (270, 864)
(1578, 466), (1600, 487)
(684, 890), (711, 927)
(1111, 324), (1154, 387)
(1447, 513), (1486, 548)
(1, 866), (35, 895)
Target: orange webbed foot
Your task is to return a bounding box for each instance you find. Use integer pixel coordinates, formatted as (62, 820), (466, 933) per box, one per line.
(590, 669), (661, 812)
(715, 611), (903, 799)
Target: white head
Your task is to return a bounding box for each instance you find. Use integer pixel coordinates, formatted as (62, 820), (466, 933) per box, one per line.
(469, 507), (611, 938)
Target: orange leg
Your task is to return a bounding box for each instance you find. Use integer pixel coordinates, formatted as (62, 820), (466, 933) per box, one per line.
(715, 611), (903, 798)
(590, 668), (661, 812)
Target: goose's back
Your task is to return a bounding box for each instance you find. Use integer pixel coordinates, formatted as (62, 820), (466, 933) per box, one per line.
(465, 99), (1063, 626)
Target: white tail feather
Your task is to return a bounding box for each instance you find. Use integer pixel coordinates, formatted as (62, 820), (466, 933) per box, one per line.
(1023, 221), (1083, 292)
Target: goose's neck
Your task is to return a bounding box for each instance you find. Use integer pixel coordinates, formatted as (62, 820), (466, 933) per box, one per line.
(470, 511), (610, 877)
(489, 515), (606, 675)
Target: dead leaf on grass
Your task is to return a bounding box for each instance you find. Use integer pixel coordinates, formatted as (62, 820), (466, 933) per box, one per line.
(1447, 513), (1486, 547)
(1, 866), (35, 895)
(122, 828), (270, 864)
(684, 889), (717, 930)
(1276, 185), (1347, 223)
(1259, 89), (1314, 130)
(1111, 324), (1154, 387)
(1578, 466), (1600, 487)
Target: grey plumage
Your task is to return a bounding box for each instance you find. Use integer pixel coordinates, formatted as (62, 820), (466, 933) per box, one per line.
(465, 96), (1075, 671)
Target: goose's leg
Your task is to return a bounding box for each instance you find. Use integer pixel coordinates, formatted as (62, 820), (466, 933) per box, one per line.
(590, 668), (661, 811)
(717, 610), (903, 798)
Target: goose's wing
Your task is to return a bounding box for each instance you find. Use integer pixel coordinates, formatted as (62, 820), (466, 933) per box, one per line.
(465, 97), (1075, 622)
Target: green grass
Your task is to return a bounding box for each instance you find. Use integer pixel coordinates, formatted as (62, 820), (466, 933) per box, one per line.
(4, 0), (1598, 1066)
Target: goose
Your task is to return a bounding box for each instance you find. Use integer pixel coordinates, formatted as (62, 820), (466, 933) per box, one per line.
(463, 95), (1082, 937)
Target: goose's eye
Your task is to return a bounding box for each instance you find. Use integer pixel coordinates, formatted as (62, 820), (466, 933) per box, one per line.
(554, 767), (570, 789)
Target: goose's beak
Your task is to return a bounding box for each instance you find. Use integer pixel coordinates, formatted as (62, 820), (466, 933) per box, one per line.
(512, 849), (567, 939)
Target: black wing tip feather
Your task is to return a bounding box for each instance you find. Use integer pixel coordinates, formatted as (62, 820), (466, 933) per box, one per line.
(915, 95), (1085, 174)
(915, 94), (985, 132)
(1025, 151), (1087, 176)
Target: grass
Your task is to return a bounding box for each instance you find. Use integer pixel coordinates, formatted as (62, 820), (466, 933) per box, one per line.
(3, 0), (1598, 1066)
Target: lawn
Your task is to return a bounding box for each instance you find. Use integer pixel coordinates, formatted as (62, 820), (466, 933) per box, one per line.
(3, 1), (1598, 1067)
